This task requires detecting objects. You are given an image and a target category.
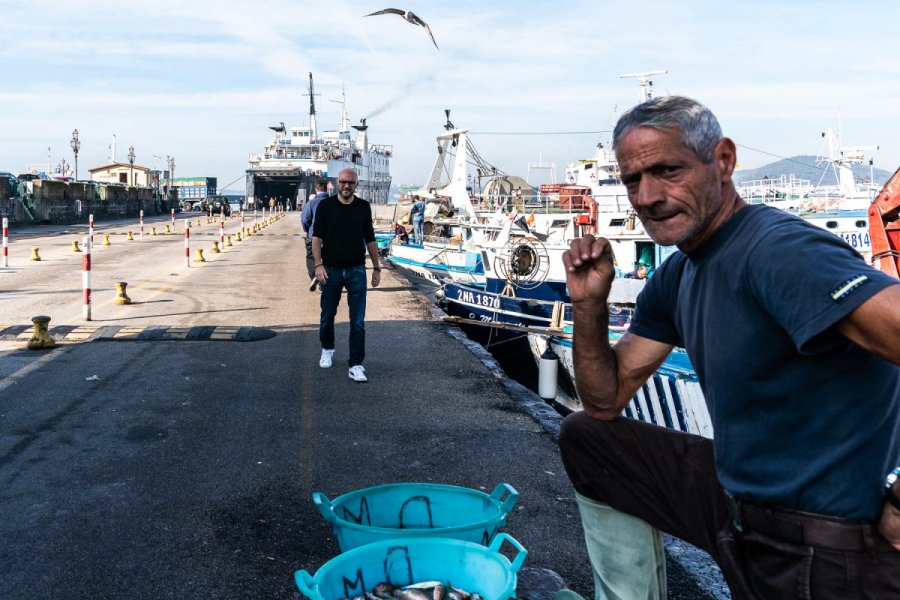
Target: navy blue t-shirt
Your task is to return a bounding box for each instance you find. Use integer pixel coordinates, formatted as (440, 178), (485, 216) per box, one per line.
(630, 204), (900, 519)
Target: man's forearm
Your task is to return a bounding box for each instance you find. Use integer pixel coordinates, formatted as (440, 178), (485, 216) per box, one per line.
(312, 237), (323, 265)
(366, 241), (379, 268)
(572, 300), (625, 420)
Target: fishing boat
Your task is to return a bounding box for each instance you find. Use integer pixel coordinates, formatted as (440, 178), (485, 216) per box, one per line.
(246, 73), (392, 210)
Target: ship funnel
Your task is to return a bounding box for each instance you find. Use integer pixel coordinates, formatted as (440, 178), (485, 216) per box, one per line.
(351, 119), (369, 151)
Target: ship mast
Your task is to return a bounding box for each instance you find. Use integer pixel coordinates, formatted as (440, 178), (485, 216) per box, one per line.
(330, 85), (349, 133)
(619, 70), (668, 102)
(304, 72), (319, 141)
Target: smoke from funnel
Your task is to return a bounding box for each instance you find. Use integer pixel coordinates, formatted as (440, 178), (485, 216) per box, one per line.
(363, 74), (436, 120)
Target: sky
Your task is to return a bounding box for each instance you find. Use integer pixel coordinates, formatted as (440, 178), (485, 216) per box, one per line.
(2, 0), (899, 191)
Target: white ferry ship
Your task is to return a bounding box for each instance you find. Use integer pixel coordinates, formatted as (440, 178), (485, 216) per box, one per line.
(246, 73), (392, 208)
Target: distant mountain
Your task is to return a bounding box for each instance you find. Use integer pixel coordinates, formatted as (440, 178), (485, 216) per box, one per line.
(734, 155), (892, 187)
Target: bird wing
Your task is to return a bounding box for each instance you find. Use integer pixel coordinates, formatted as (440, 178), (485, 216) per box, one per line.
(406, 11), (439, 49)
(365, 8), (404, 16)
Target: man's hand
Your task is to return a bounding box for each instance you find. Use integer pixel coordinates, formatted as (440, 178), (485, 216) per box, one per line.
(879, 487), (900, 550)
(562, 235), (617, 305)
(371, 270), (381, 288)
(315, 264), (328, 284)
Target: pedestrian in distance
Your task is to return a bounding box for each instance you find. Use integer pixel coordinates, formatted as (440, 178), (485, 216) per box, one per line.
(311, 168), (381, 383)
(410, 195), (426, 245)
(560, 95), (900, 599)
(302, 178), (330, 291)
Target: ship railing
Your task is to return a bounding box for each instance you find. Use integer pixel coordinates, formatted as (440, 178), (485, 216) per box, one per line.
(473, 194), (595, 216)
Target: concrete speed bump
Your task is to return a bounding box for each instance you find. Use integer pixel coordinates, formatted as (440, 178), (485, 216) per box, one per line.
(0, 324), (276, 343)
(26, 315), (56, 350)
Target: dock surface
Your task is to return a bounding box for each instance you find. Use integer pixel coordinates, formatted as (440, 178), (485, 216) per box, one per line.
(0, 213), (718, 598)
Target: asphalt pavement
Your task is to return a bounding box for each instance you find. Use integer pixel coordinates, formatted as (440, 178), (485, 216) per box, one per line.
(0, 213), (722, 599)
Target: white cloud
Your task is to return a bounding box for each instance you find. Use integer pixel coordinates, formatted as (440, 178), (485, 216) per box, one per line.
(2, 0), (899, 184)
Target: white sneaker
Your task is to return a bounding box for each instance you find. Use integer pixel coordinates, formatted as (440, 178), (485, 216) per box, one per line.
(348, 365), (367, 382)
(319, 349), (334, 368)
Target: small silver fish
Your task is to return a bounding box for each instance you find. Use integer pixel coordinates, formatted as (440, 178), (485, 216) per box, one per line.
(394, 589), (431, 600)
(366, 594), (380, 600)
(403, 581), (442, 590)
(374, 583), (396, 599)
(433, 583), (444, 600)
(450, 587), (471, 600)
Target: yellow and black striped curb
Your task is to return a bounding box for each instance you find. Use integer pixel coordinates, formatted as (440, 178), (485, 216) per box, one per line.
(0, 325), (276, 343)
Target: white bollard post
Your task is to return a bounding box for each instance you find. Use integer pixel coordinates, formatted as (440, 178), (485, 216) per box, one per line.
(219, 220), (224, 248)
(82, 236), (91, 321)
(184, 220), (190, 268)
(254, 209), (257, 227)
(171, 208), (175, 232)
(2, 217), (8, 268)
(89, 213), (94, 245)
(240, 210), (245, 234)
(140, 209), (144, 239)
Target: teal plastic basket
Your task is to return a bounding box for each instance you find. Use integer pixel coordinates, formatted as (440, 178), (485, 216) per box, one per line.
(312, 482), (518, 551)
(294, 533), (527, 600)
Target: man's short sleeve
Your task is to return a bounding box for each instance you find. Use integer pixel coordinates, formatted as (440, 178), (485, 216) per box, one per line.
(745, 217), (897, 354)
(629, 254), (685, 347)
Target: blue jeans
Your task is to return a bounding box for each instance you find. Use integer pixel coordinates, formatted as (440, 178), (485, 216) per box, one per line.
(413, 217), (424, 245)
(319, 265), (367, 367)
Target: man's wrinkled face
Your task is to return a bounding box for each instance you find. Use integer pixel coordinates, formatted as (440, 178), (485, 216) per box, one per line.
(616, 126), (726, 251)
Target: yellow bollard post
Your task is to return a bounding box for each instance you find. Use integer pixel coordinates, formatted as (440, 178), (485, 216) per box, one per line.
(113, 281), (132, 305)
(210, 241), (220, 254)
(165, 224), (171, 234)
(72, 240), (82, 253)
(236, 231), (242, 242)
(150, 227), (157, 236)
(194, 248), (205, 262)
(195, 219), (201, 228)
(102, 234), (111, 247)
(127, 231), (134, 241)
(206, 217), (212, 224)
(30, 247), (41, 261)
(27, 315), (56, 350)
(225, 234), (233, 247)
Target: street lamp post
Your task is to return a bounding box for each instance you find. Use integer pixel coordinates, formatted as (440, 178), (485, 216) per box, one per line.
(70, 129), (81, 182)
(128, 146), (135, 186)
(167, 156), (175, 204)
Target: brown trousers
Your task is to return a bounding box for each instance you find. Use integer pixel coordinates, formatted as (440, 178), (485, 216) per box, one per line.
(559, 412), (900, 600)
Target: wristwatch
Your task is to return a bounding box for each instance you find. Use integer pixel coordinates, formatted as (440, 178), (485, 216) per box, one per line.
(885, 467), (900, 511)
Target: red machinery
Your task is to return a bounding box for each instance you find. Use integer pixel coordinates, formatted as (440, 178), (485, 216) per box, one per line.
(868, 166), (900, 278)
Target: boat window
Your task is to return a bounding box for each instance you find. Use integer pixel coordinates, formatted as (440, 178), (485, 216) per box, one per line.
(609, 218), (626, 227)
(825, 221), (838, 229)
(855, 220), (867, 228)
(583, 163), (594, 170)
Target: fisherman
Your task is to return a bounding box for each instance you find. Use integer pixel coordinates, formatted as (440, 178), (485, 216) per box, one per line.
(410, 195), (426, 245)
(302, 178), (329, 292)
(560, 96), (900, 599)
(311, 168), (381, 383)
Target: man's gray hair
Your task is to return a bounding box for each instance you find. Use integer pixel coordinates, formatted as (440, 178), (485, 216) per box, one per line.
(613, 96), (723, 164)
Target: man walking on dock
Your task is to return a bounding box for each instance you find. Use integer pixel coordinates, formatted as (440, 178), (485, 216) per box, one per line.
(561, 96), (900, 599)
(311, 168), (381, 382)
(302, 178), (329, 291)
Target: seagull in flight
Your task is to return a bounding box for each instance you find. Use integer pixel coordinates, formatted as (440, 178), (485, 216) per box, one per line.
(365, 8), (439, 49)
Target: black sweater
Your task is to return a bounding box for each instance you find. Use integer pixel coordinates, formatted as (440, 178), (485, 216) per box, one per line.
(312, 195), (376, 267)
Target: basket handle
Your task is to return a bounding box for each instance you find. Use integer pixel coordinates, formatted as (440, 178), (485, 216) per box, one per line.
(490, 483), (520, 514)
(489, 533), (528, 574)
(294, 570), (319, 597)
(312, 492), (338, 524)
